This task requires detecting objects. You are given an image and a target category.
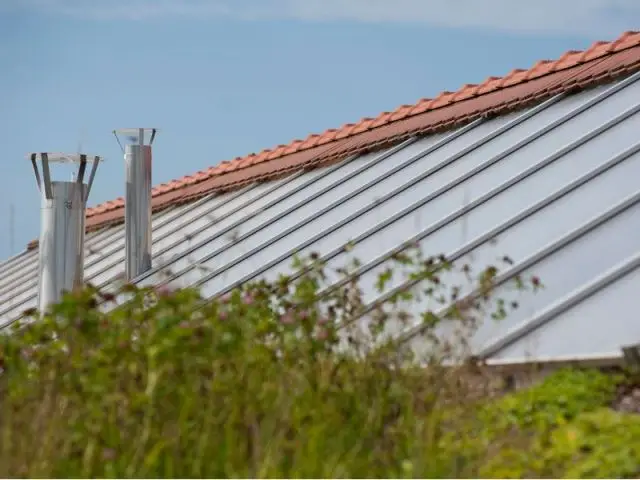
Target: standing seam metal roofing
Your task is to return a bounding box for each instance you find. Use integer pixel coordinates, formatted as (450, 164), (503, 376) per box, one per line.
(2, 66), (640, 366)
(75, 31), (640, 230)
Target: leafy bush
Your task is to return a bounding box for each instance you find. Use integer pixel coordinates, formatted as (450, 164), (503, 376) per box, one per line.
(0, 248), (636, 478)
(475, 369), (628, 478)
(484, 367), (622, 430)
(540, 408), (640, 478)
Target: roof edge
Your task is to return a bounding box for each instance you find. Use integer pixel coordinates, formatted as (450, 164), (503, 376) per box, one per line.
(23, 31), (640, 246)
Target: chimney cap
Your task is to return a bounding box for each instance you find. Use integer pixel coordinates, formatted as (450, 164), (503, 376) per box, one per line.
(26, 152), (102, 200)
(25, 152), (104, 164)
(113, 128), (159, 146)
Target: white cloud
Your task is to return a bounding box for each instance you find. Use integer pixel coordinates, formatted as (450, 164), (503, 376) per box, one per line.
(6, 0), (640, 37)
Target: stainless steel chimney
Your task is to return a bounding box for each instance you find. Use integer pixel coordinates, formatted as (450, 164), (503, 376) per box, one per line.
(113, 128), (157, 281)
(28, 152), (101, 314)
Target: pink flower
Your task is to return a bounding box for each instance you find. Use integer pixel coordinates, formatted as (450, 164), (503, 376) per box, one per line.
(218, 310), (228, 321)
(21, 348), (34, 360)
(155, 284), (174, 297)
(315, 328), (329, 341)
(316, 316), (329, 326)
(280, 311), (296, 325)
(242, 293), (254, 305)
(220, 293), (232, 304)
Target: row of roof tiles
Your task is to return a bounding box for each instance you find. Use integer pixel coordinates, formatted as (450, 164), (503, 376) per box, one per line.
(81, 31), (640, 230)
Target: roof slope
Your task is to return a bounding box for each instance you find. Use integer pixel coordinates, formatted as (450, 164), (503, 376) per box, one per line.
(3, 66), (640, 365)
(83, 31), (640, 230)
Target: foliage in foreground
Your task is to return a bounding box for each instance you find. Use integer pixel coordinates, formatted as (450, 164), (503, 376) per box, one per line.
(0, 249), (637, 478)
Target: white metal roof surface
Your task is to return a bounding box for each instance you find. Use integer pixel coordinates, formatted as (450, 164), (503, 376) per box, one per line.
(2, 71), (640, 364)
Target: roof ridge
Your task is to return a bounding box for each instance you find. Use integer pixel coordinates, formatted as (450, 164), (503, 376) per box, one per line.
(82, 30), (640, 221)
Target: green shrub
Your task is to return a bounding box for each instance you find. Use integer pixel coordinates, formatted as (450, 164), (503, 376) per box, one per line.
(478, 407), (640, 479)
(541, 408), (640, 478)
(476, 369), (627, 478)
(485, 368), (622, 430)
(0, 248), (634, 478)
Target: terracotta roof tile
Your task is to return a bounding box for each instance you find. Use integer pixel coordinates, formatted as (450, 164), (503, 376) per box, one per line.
(615, 31), (640, 50)
(282, 140), (305, 155)
(335, 123), (358, 140)
(553, 50), (583, 71)
(350, 118), (376, 135)
(316, 128), (339, 145)
(389, 105), (414, 122)
(155, 183), (172, 194)
(476, 76), (502, 95)
(451, 84), (480, 102)
(526, 60), (556, 80)
(83, 31), (640, 230)
(369, 112), (394, 129)
(299, 134), (320, 149)
(501, 68), (528, 87)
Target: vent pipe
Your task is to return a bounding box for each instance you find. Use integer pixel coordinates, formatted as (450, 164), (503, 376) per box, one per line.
(28, 152), (101, 314)
(113, 128), (157, 281)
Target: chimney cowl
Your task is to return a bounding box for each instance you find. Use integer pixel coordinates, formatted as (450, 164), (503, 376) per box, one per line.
(27, 152), (102, 314)
(113, 128), (158, 281)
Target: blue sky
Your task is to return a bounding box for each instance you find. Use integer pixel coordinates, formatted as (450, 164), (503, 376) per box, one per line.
(1, 0), (638, 261)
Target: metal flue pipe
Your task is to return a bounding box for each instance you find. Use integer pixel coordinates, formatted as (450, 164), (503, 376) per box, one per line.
(113, 128), (157, 281)
(29, 152), (101, 314)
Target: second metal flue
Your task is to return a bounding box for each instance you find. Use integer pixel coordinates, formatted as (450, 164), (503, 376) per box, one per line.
(114, 128), (157, 281)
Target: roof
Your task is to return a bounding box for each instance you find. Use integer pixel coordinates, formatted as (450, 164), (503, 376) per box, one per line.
(4, 31), (640, 365)
(82, 31), (640, 230)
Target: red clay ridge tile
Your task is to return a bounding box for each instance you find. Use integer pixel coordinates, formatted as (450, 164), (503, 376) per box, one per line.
(205, 165), (223, 176)
(334, 123), (358, 140)
(234, 155), (254, 169)
(526, 60), (555, 80)
(247, 153), (263, 167)
(501, 69), (528, 87)
(451, 84), (480, 102)
(430, 91), (456, 109)
(584, 40), (616, 61)
(300, 133), (321, 149)
(316, 128), (339, 145)
(155, 183), (173, 194)
(552, 51), (583, 71)
(406, 98), (429, 115)
(283, 139), (304, 155)
(389, 105), (414, 122)
(266, 145), (288, 161)
(217, 161), (234, 173)
(369, 112), (394, 129)
(476, 76), (503, 95)
(193, 170), (210, 181)
(223, 157), (243, 172)
(253, 149), (272, 164)
(82, 31), (640, 228)
(176, 176), (193, 186)
(614, 31), (640, 51)
(350, 117), (376, 135)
